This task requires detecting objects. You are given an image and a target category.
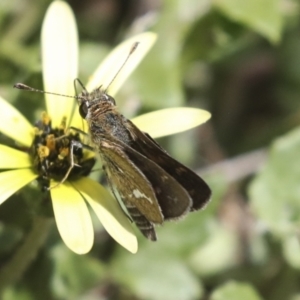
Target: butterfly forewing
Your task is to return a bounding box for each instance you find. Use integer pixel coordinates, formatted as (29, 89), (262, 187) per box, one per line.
(100, 135), (193, 219)
(99, 139), (164, 225)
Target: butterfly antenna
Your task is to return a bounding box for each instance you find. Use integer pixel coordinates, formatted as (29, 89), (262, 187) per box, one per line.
(14, 83), (81, 100)
(15, 42), (139, 96)
(104, 41), (139, 93)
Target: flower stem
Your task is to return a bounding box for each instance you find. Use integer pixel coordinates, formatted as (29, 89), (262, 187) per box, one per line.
(0, 216), (52, 292)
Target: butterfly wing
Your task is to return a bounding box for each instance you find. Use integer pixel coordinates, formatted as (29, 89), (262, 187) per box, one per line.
(99, 139), (163, 223)
(125, 119), (212, 212)
(99, 137), (192, 238)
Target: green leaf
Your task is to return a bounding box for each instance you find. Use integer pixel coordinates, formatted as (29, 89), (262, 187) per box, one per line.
(283, 234), (300, 269)
(211, 281), (263, 300)
(188, 225), (239, 277)
(50, 245), (105, 299)
(3, 287), (32, 300)
(0, 224), (22, 255)
(213, 0), (283, 43)
(249, 127), (300, 236)
(112, 250), (202, 300)
(129, 0), (211, 109)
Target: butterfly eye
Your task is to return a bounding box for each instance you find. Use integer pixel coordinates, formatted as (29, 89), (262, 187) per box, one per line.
(79, 102), (89, 118)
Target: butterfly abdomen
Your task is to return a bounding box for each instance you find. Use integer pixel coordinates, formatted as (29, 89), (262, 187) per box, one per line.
(126, 205), (157, 241)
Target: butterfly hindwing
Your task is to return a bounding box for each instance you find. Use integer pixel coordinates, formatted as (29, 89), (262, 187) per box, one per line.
(125, 120), (211, 211)
(121, 140), (192, 220)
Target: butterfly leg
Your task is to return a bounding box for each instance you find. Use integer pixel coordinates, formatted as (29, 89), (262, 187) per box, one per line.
(48, 140), (94, 189)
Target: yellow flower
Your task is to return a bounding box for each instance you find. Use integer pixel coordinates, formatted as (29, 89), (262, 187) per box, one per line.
(0, 1), (211, 255)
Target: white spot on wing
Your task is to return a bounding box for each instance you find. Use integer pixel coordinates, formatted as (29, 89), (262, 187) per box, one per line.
(133, 189), (153, 203)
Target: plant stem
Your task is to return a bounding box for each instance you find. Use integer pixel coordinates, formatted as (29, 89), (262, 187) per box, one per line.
(0, 216), (52, 293)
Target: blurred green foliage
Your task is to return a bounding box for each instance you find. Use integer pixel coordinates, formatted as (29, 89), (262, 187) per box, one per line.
(1, 0), (300, 299)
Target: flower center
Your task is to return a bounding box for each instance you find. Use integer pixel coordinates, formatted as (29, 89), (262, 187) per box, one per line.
(30, 112), (96, 190)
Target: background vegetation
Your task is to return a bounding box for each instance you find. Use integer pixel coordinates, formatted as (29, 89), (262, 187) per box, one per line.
(0, 0), (299, 299)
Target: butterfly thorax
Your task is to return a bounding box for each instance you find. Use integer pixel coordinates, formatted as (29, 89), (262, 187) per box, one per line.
(83, 90), (132, 145)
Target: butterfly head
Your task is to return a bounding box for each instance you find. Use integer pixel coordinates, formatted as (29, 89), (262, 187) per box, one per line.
(78, 87), (116, 119)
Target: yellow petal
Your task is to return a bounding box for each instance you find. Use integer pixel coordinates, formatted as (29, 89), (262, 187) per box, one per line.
(0, 145), (32, 169)
(0, 169), (37, 205)
(0, 96), (33, 147)
(50, 181), (94, 254)
(86, 32), (157, 95)
(131, 107), (211, 138)
(72, 177), (138, 254)
(70, 32), (157, 131)
(42, 0), (78, 127)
